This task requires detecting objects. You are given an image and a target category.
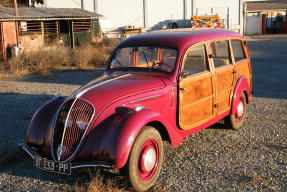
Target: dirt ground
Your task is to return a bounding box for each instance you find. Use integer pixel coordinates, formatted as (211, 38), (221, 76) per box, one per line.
(0, 36), (286, 192)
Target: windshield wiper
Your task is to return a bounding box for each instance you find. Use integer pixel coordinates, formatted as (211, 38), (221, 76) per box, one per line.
(142, 51), (150, 67)
(115, 56), (123, 66)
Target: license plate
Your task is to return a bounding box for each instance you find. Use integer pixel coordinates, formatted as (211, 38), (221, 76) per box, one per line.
(34, 156), (71, 175)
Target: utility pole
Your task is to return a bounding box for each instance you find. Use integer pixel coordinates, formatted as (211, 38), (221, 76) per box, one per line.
(81, 0), (85, 10)
(13, 0), (19, 47)
(143, 0), (147, 28)
(13, 0), (19, 16)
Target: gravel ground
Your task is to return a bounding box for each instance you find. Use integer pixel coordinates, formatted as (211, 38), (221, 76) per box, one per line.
(0, 37), (286, 192)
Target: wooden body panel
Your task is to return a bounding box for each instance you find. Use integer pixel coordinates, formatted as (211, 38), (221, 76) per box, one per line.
(178, 36), (252, 131)
(235, 60), (252, 89)
(214, 65), (235, 113)
(179, 72), (214, 129)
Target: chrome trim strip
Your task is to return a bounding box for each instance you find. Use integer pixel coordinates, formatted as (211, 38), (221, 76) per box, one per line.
(51, 103), (64, 161)
(58, 98), (78, 161)
(75, 74), (131, 98)
(19, 143), (36, 160)
(72, 164), (113, 169)
(20, 144), (113, 169)
(130, 95), (162, 104)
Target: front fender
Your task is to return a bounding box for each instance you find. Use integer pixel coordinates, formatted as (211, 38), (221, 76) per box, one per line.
(114, 108), (161, 168)
(26, 96), (66, 149)
(231, 77), (251, 114)
(77, 108), (164, 169)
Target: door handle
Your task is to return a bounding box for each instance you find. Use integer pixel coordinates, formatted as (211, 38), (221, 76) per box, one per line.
(179, 87), (189, 92)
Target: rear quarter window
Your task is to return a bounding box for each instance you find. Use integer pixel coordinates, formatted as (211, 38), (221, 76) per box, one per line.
(231, 40), (246, 62)
(210, 40), (232, 68)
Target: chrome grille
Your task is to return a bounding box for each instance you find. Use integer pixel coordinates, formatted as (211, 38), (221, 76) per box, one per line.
(53, 98), (94, 161)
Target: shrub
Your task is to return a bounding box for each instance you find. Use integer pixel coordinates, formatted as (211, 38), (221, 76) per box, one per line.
(0, 38), (118, 79)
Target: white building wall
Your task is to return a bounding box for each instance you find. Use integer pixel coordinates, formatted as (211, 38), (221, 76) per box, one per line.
(97, 0), (144, 30)
(46, 0), (83, 9)
(43, 0), (244, 33)
(145, 0), (184, 30)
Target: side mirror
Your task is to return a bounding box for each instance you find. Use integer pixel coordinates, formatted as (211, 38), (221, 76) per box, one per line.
(179, 70), (188, 79)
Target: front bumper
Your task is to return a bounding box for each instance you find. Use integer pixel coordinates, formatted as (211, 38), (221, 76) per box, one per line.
(19, 143), (114, 169)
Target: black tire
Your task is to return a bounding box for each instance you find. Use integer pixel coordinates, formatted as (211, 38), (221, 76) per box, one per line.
(225, 92), (247, 130)
(125, 126), (163, 192)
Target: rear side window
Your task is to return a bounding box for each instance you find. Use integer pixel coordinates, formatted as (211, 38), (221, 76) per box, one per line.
(231, 40), (246, 62)
(183, 45), (209, 76)
(210, 40), (232, 68)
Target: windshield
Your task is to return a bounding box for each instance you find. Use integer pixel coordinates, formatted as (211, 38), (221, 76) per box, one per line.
(109, 46), (178, 73)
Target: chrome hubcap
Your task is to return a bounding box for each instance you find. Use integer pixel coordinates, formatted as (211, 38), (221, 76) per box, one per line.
(143, 148), (156, 171)
(237, 101), (244, 117)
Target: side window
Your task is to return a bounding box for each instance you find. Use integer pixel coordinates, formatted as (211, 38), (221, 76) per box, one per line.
(183, 45), (208, 76)
(231, 40), (246, 62)
(210, 40), (232, 68)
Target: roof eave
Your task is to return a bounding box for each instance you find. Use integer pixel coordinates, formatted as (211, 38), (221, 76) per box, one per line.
(0, 16), (100, 22)
(247, 8), (287, 12)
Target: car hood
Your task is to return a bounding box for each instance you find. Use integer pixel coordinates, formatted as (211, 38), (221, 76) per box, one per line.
(72, 72), (166, 110)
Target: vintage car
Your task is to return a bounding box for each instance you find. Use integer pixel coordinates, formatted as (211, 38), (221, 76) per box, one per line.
(21, 29), (252, 191)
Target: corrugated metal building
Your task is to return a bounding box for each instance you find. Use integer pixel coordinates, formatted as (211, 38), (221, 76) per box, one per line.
(25, 0), (287, 35)
(0, 8), (102, 59)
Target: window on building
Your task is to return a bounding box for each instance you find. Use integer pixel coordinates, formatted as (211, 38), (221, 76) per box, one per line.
(210, 40), (232, 68)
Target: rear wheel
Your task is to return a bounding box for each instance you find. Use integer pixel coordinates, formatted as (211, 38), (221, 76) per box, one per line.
(125, 126), (163, 192)
(225, 92), (247, 130)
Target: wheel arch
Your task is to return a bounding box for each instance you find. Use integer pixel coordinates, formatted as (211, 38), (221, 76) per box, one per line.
(146, 121), (171, 143)
(231, 77), (250, 114)
(114, 109), (177, 169)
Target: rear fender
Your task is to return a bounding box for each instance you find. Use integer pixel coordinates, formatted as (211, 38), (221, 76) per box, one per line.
(231, 77), (250, 114)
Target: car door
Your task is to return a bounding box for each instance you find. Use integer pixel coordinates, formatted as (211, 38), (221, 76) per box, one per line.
(209, 39), (235, 115)
(231, 39), (252, 90)
(179, 43), (215, 130)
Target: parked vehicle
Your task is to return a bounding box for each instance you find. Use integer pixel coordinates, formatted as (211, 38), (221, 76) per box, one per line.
(21, 29), (252, 191)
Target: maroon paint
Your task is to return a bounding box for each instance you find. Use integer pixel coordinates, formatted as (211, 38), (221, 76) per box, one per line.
(231, 77), (250, 115)
(24, 30), (251, 171)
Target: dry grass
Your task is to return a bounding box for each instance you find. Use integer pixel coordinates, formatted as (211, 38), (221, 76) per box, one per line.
(74, 170), (170, 192)
(0, 39), (118, 79)
(248, 171), (268, 185)
(71, 44), (110, 70)
(75, 170), (131, 192)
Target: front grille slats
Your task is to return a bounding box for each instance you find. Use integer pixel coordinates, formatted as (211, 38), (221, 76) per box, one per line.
(53, 98), (94, 161)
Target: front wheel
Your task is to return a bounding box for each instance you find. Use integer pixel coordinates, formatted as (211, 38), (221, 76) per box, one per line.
(125, 126), (163, 192)
(225, 92), (247, 130)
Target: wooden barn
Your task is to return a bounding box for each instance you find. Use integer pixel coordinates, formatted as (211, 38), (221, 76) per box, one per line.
(0, 7), (102, 59)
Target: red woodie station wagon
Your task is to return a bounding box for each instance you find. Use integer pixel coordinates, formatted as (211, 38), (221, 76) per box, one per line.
(21, 29), (252, 191)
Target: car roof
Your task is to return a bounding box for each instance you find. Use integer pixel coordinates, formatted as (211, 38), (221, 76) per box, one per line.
(118, 29), (242, 51)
